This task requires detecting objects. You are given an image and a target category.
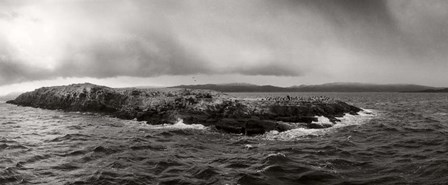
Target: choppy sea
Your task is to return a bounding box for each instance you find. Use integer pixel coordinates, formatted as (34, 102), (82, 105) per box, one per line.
(1, 92), (448, 185)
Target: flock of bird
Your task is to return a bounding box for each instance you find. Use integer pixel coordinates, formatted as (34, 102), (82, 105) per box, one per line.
(261, 95), (334, 104)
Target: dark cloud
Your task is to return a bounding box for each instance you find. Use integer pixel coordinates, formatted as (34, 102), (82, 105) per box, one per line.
(236, 63), (302, 76)
(56, 34), (210, 78)
(0, 59), (52, 85)
(387, 0), (448, 59)
(1, 0), (448, 86)
(287, 0), (403, 56)
(0, 0), (312, 85)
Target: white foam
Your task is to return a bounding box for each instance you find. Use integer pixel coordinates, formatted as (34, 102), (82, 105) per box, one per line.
(312, 116), (333, 127)
(263, 109), (376, 141)
(139, 118), (207, 130)
(315, 116), (331, 124)
(162, 119), (207, 130)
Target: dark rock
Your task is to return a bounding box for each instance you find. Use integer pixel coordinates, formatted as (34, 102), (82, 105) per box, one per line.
(7, 83), (362, 135)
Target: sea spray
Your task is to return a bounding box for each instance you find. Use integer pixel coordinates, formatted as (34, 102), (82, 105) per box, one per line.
(263, 109), (377, 141)
(139, 118), (208, 130)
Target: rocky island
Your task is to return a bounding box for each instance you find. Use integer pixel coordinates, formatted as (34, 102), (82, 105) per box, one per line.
(6, 83), (361, 135)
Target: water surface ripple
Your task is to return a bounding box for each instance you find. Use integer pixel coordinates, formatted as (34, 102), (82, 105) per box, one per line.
(1, 92), (447, 184)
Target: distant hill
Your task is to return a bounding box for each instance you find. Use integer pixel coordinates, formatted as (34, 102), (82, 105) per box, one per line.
(412, 88), (448, 93)
(171, 82), (439, 92)
(289, 82), (436, 92)
(172, 84), (287, 92)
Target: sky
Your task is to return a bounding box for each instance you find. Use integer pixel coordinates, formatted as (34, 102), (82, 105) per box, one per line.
(1, 0), (448, 95)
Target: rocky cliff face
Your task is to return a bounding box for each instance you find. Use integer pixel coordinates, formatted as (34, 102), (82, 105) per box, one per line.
(7, 83), (361, 135)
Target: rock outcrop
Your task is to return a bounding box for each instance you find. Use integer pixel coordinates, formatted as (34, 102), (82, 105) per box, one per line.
(6, 83), (362, 135)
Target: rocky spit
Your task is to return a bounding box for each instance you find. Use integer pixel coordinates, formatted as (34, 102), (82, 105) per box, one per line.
(6, 83), (361, 135)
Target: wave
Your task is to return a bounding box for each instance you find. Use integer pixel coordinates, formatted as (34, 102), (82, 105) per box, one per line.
(0, 167), (24, 184)
(263, 109), (377, 141)
(48, 133), (90, 142)
(140, 118), (207, 130)
(2, 121), (17, 125)
(135, 110), (375, 138)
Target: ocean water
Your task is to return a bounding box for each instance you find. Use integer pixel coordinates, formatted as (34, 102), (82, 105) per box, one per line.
(1, 92), (448, 185)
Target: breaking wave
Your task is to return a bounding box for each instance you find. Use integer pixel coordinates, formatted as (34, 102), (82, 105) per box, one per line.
(139, 118), (207, 130)
(263, 109), (376, 141)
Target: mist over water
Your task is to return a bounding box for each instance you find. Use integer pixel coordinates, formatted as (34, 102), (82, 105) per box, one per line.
(1, 92), (448, 184)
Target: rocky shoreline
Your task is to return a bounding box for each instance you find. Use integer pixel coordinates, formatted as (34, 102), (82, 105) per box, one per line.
(6, 83), (362, 135)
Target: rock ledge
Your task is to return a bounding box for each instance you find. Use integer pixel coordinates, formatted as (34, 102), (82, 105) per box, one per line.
(7, 83), (362, 135)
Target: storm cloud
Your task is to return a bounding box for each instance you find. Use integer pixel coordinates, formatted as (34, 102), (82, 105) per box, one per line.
(1, 0), (448, 86)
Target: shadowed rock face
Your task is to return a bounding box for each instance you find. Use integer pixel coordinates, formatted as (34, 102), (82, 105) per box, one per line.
(7, 83), (361, 135)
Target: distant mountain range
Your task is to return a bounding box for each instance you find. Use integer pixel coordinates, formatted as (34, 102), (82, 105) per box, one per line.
(171, 82), (445, 92)
(1, 83), (446, 102)
(412, 88), (448, 93)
